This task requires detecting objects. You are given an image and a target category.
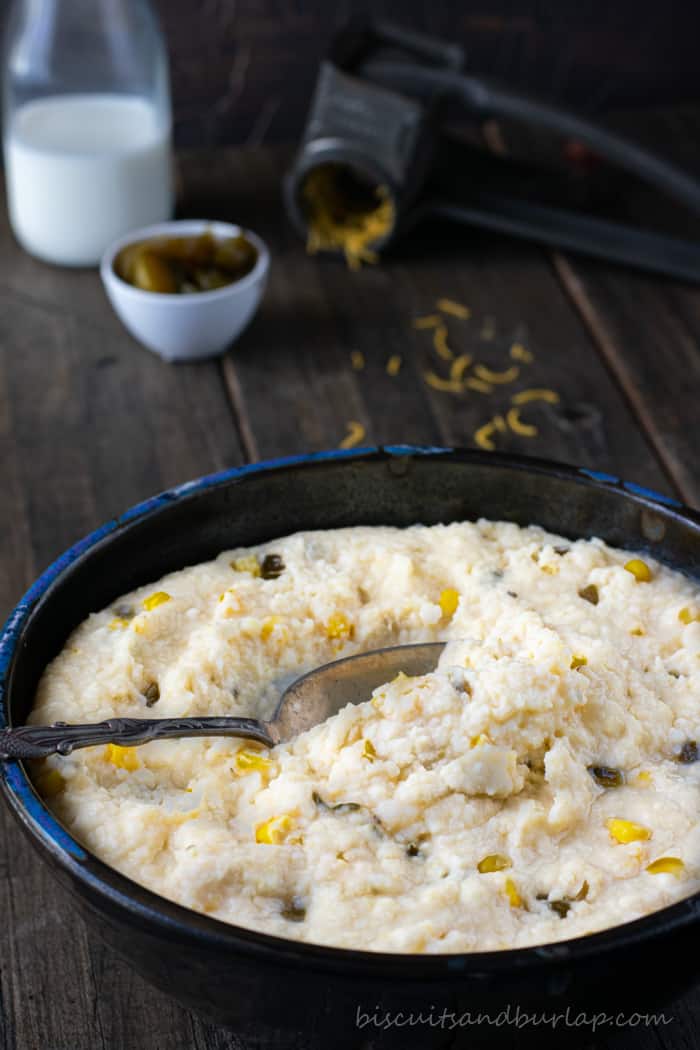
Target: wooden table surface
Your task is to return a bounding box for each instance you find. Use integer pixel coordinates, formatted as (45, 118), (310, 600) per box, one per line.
(2, 115), (700, 1049)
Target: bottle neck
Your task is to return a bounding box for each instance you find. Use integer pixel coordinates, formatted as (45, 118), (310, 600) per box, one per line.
(4, 0), (170, 124)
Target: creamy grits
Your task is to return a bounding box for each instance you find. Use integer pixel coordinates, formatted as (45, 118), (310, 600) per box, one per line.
(31, 522), (700, 952)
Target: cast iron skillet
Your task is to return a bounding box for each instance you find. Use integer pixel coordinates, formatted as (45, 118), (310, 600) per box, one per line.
(2, 447), (700, 1050)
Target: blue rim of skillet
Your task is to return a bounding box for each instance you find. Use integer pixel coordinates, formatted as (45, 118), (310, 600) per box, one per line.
(2, 444), (700, 978)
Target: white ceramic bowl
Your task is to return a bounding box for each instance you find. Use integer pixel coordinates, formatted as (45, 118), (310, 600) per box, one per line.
(100, 220), (269, 362)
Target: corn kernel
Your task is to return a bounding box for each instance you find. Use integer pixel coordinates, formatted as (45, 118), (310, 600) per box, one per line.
(37, 768), (65, 798)
(606, 817), (651, 844)
(234, 749), (273, 776)
(478, 854), (511, 873)
(326, 613), (353, 641)
(104, 744), (140, 771)
(255, 814), (294, 844)
(504, 877), (523, 908)
(261, 616), (280, 641)
(470, 734), (489, 748)
(679, 607), (700, 625)
(218, 589), (242, 619)
(142, 591), (171, 611)
(646, 856), (685, 876)
(635, 771), (652, 785)
(232, 555), (261, 577)
(624, 559), (652, 583)
(570, 654), (587, 670)
(109, 617), (130, 630)
(439, 588), (460, 619)
(362, 739), (377, 762)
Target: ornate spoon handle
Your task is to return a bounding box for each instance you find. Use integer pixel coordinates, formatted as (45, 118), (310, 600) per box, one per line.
(0, 716), (275, 760)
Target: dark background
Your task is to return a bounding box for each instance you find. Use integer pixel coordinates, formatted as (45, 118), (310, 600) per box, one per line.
(4, 1), (697, 148)
(154, 0), (700, 147)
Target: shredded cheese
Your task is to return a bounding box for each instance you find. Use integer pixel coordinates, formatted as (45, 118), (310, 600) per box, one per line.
(433, 325), (454, 362)
(303, 166), (395, 270)
(412, 314), (441, 329)
(436, 297), (471, 319)
(474, 364), (519, 385)
(474, 415), (507, 451)
(424, 370), (463, 394)
(449, 354), (472, 382)
(465, 377), (493, 394)
(512, 388), (560, 406)
(510, 342), (533, 363)
(339, 421), (366, 449)
(506, 407), (538, 437)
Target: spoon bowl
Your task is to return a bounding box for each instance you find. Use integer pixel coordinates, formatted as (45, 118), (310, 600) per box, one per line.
(270, 640), (445, 745)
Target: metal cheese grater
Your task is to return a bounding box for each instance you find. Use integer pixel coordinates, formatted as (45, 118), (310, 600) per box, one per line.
(285, 19), (700, 281)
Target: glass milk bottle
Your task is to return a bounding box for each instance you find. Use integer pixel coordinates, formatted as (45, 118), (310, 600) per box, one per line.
(2, 0), (174, 266)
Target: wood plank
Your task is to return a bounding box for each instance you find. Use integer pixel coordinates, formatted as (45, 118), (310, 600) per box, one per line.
(0, 294), (243, 619)
(552, 252), (700, 505)
(208, 149), (699, 1050)
(591, 990), (700, 1050)
(180, 147), (674, 497)
(0, 204), (126, 329)
(0, 180), (244, 1050)
(387, 235), (671, 489)
(492, 108), (700, 1050)
(498, 105), (700, 507)
(550, 106), (700, 508)
(0, 134), (692, 1050)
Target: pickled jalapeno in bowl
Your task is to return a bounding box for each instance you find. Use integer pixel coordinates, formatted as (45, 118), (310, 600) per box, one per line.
(114, 230), (259, 295)
(101, 220), (269, 361)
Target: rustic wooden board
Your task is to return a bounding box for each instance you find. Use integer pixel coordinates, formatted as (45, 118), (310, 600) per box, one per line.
(0, 182), (245, 1050)
(1, 130), (699, 1050)
(182, 147), (673, 498)
(553, 254), (700, 506)
(497, 106), (700, 507)
(0, 291), (243, 613)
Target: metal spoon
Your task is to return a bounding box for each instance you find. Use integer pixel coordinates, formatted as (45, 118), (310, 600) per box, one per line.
(0, 642), (445, 760)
